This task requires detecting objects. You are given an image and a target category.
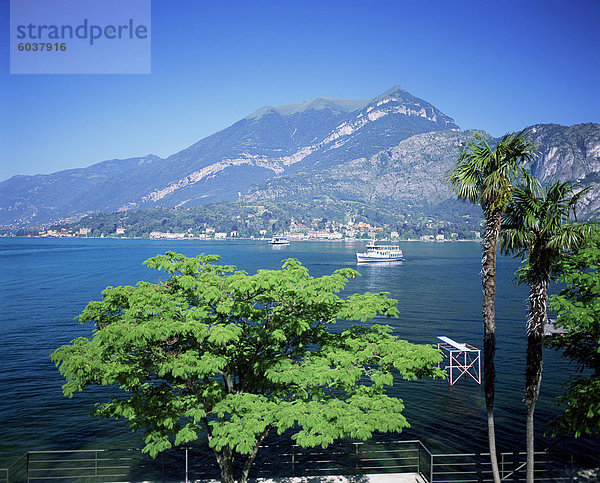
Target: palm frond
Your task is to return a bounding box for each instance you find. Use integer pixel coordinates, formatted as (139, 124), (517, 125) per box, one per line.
(447, 130), (538, 216)
(546, 223), (595, 253)
(499, 226), (533, 257)
(500, 180), (593, 275)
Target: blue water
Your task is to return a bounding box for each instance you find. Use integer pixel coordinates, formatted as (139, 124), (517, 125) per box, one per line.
(0, 238), (594, 469)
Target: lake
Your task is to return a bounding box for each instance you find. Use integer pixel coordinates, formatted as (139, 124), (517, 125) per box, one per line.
(0, 237), (594, 470)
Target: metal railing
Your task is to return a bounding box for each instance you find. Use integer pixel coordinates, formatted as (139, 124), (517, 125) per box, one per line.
(0, 448), (153, 483)
(427, 449), (594, 482)
(250, 440), (426, 478)
(0, 440), (597, 482)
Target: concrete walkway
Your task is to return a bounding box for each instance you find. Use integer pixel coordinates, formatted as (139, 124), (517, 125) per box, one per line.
(199, 474), (426, 482)
(251, 475), (426, 482)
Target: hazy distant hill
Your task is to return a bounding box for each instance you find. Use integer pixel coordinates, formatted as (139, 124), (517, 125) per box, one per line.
(1, 84), (599, 228)
(0, 155), (163, 225)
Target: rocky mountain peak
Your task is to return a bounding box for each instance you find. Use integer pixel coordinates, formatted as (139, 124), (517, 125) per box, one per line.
(246, 85), (417, 120)
(245, 96), (370, 120)
(371, 84), (409, 102)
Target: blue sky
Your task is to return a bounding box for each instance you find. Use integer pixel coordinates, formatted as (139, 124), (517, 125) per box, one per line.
(1, 0), (599, 180)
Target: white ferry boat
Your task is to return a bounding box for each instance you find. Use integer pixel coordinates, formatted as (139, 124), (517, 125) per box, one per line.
(268, 236), (290, 245)
(356, 241), (403, 263)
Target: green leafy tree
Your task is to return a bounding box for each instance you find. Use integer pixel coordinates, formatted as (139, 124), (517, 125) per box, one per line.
(445, 130), (537, 483)
(547, 227), (600, 438)
(500, 181), (592, 482)
(51, 252), (444, 483)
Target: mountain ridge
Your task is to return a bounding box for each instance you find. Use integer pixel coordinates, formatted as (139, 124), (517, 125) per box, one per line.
(0, 85), (460, 226)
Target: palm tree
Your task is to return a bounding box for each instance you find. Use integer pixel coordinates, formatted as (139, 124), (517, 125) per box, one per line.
(500, 181), (592, 483)
(446, 131), (537, 483)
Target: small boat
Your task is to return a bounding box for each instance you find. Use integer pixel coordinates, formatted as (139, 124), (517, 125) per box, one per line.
(356, 241), (403, 263)
(268, 236), (290, 245)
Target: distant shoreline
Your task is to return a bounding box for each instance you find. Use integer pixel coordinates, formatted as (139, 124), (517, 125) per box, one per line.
(4, 235), (482, 243)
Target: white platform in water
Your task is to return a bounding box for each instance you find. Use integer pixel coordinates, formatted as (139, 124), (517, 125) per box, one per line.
(437, 336), (471, 352)
(544, 322), (567, 336)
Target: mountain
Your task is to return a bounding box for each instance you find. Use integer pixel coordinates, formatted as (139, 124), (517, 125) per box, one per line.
(1, 85), (599, 229)
(65, 123), (599, 240)
(242, 123), (600, 219)
(0, 85), (459, 226)
(524, 123), (600, 182)
(243, 129), (481, 205)
(523, 123), (600, 218)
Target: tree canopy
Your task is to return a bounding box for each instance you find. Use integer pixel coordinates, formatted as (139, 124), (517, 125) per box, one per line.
(547, 227), (600, 438)
(51, 252), (444, 483)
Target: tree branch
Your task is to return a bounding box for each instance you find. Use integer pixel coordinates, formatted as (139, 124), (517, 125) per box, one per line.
(217, 369), (235, 393)
(240, 425), (272, 483)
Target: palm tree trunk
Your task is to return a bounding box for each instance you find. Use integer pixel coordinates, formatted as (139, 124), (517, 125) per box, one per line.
(482, 207), (502, 483)
(525, 272), (548, 483)
(525, 255), (550, 483)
